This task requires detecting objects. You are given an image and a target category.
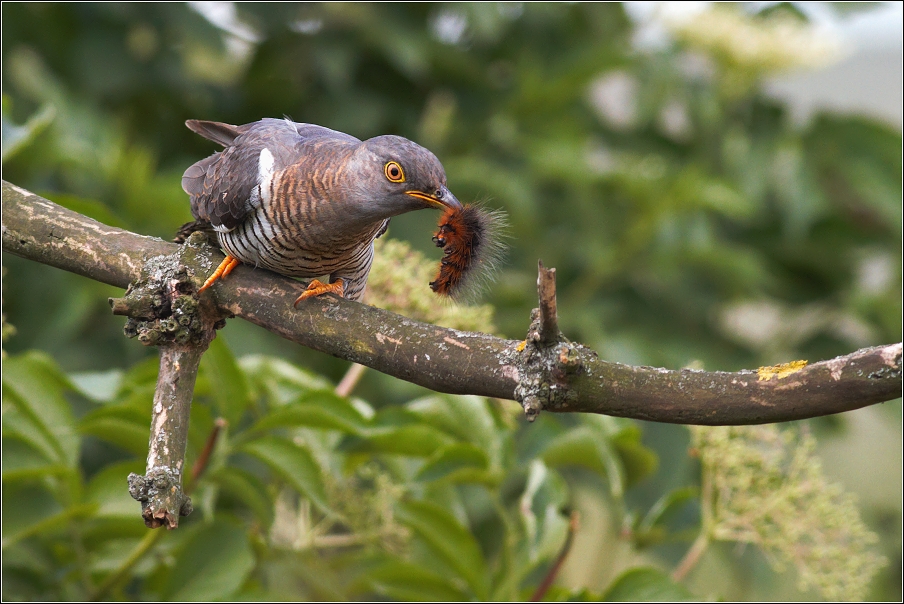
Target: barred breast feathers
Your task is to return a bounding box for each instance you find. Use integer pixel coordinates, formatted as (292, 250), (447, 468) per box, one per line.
(216, 141), (387, 282)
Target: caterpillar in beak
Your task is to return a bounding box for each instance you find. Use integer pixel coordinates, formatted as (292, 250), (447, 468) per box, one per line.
(430, 204), (508, 300)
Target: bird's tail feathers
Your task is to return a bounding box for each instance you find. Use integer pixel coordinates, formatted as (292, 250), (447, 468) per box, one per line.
(185, 119), (244, 147)
(174, 219), (219, 247)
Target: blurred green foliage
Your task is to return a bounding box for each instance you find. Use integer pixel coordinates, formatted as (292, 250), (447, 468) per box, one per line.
(2, 2), (900, 601)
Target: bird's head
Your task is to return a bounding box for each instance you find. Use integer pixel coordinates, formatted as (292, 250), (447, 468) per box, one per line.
(347, 135), (462, 219)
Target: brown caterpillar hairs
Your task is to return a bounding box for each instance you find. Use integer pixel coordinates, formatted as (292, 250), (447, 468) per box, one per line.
(430, 204), (507, 300)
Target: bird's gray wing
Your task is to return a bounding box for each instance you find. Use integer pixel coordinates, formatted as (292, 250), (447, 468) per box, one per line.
(282, 119), (360, 146)
(182, 119), (359, 232)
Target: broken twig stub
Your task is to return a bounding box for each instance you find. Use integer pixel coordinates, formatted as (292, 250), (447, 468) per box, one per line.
(515, 261), (587, 421)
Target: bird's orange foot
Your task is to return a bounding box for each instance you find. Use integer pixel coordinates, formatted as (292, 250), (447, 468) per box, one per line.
(294, 278), (345, 306)
(199, 255), (241, 293)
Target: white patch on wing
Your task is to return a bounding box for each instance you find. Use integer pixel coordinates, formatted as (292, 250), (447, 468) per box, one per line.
(258, 148), (275, 204)
(213, 224), (233, 233)
(259, 148), (275, 179)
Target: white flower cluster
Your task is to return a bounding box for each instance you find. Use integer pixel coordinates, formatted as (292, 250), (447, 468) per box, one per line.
(691, 424), (886, 600)
(668, 7), (841, 75)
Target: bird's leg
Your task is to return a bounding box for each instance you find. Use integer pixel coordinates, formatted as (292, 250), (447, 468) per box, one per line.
(198, 255), (241, 293)
(294, 278), (345, 306)
(329, 254), (372, 303)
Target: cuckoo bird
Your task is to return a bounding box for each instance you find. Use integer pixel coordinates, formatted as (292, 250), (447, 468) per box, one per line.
(180, 118), (462, 303)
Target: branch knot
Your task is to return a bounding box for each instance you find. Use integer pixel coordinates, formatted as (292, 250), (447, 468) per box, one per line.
(514, 311), (585, 422)
(128, 468), (193, 529)
(110, 232), (225, 346)
(514, 262), (587, 421)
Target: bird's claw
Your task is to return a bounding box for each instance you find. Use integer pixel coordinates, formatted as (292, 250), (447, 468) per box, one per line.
(199, 255), (240, 293)
(294, 278), (345, 306)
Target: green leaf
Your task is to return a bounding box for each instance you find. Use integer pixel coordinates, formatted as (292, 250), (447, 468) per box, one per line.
(2, 482), (94, 548)
(360, 560), (471, 602)
(610, 425), (659, 486)
(526, 585), (607, 601)
(2, 352), (79, 467)
(240, 436), (330, 514)
(518, 461), (570, 567)
(406, 395), (498, 449)
(186, 398), (216, 466)
(602, 567), (695, 602)
(239, 354), (332, 404)
(246, 389), (369, 437)
(541, 418), (657, 495)
(1, 100), (54, 162)
(67, 369), (124, 402)
(119, 356), (162, 393)
(209, 466), (275, 528)
(79, 406), (150, 458)
(397, 500), (489, 599)
(807, 115), (903, 235)
(673, 167), (754, 219)
(2, 410), (60, 469)
(354, 424), (456, 457)
(1, 435), (70, 483)
(635, 486), (698, 547)
(200, 337), (251, 427)
(85, 461), (146, 519)
(2, 539), (58, 598)
(82, 517), (149, 547)
(540, 426), (610, 476)
(161, 519), (255, 601)
(843, 157), (902, 233)
(88, 537), (156, 575)
(0, 484), (63, 548)
(415, 442), (491, 483)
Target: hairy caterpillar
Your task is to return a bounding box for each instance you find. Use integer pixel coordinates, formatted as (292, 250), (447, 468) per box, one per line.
(430, 204), (507, 300)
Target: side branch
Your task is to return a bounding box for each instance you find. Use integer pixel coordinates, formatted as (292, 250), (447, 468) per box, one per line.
(112, 231), (224, 528)
(127, 346), (199, 529)
(3, 181), (901, 425)
(536, 260), (558, 346)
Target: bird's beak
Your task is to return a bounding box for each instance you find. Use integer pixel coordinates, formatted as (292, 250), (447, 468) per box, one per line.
(406, 185), (463, 211)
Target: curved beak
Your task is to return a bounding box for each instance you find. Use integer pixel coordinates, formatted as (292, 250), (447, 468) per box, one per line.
(406, 185), (463, 211)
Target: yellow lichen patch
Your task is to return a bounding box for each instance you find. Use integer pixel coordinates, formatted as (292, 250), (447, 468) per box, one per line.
(757, 360), (808, 381)
(516, 340), (526, 352)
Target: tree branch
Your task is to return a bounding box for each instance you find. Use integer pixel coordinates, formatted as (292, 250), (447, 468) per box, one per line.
(3, 180), (901, 425)
(126, 345), (199, 529)
(110, 230), (224, 529)
(335, 363), (368, 398)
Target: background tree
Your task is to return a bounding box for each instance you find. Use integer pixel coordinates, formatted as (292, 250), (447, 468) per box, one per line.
(2, 3), (900, 601)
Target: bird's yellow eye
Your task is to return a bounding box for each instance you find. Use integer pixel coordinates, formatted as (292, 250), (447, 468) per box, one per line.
(384, 161), (405, 183)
